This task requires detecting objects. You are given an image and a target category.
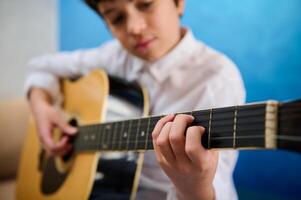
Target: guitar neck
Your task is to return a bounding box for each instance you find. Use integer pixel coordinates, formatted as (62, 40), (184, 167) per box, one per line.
(73, 100), (279, 152)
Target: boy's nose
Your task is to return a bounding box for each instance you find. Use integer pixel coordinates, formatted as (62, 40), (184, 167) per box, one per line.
(126, 13), (147, 36)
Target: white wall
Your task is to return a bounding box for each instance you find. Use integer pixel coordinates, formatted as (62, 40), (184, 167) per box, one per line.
(0, 0), (57, 101)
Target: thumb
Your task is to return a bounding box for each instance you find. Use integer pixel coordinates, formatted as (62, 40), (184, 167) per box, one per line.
(55, 116), (77, 135)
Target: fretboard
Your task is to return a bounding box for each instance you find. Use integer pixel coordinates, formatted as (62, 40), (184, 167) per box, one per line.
(73, 101), (277, 152)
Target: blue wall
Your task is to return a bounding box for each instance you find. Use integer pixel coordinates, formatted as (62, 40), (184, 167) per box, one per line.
(59, 0), (301, 199)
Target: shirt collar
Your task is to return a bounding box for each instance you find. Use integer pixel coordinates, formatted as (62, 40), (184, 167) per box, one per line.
(130, 28), (200, 83)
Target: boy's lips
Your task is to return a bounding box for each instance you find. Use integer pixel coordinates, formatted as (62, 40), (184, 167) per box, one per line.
(135, 38), (156, 50)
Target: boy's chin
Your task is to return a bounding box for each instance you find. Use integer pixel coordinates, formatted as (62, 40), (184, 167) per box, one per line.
(132, 49), (165, 62)
(132, 51), (156, 62)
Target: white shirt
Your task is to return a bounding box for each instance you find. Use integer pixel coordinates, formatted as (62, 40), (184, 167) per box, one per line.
(24, 29), (245, 200)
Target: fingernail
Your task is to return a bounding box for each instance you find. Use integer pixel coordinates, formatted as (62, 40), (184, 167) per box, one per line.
(69, 127), (77, 134)
(169, 114), (175, 118)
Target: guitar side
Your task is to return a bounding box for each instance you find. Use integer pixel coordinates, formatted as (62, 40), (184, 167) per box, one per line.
(16, 70), (109, 200)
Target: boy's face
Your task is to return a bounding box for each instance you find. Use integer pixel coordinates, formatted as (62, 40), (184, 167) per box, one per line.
(98, 0), (185, 61)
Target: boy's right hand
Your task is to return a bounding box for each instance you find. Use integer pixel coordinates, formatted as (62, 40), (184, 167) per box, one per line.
(28, 88), (77, 156)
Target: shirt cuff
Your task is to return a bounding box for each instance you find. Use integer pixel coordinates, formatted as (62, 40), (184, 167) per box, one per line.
(24, 71), (62, 104)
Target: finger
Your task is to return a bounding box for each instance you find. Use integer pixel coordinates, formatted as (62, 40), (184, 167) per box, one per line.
(39, 125), (56, 155)
(152, 115), (174, 166)
(56, 138), (73, 156)
(58, 144), (73, 156)
(152, 114), (175, 140)
(185, 126), (207, 164)
(155, 122), (176, 163)
(169, 114), (194, 163)
(54, 115), (77, 135)
(153, 137), (164, 165)
(52, 136), (70, 155)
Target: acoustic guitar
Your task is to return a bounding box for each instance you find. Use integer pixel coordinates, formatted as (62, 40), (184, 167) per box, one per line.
(17, 70), (301, 200)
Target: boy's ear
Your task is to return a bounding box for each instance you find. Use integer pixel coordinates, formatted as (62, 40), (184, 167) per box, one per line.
(177, 0), (185, 16)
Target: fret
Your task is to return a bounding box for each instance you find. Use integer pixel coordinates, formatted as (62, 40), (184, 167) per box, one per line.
(128, 119), (137, 150)
(134, 118), (140, 150)
(136, 117), (148, 150)
(111, 122), (118, 150)
(233, 106), (238, 148)
(126, 120), (132, 150)
(74, 127), (84, 151)
(97, 124), (104, 150)
(147, 117), (155, 150)
(96, 124), (103, 150)
(208, 109), (212, 149)
(120, 121), (128, 150)
(82, 127), (88, 150)
(144, 117), (151, 150)
(92, 125), (98, 150)
(80, 127), (87, 150)
(89, 126), (96, 150)
(90, 126), (97, 150)
(236, 104), (266, 148)
(135, 117), (148, 150)
(118, 121), (125, 150)
(210, 107), (236, 148)
(191, 110), (209, 149)
(120, 120), (130, 150)
(85, 126), (93, 150)
(105, 123), (113, 150)
(101, 124), (109, 150)
(92, 125), (99, 150)
(99, 124), (105, 150)
(147, 116), (162, 149)
(83, 127), (89, 150)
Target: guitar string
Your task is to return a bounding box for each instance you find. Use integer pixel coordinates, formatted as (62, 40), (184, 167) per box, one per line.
(74, 107), (299, 149)
(76, 133), (295, 150)
(75, 135), (301, 151)
(78, 103), (269, 130)
(71, 103), (301, 130)
(79, 111), (267, 131)
(75, 130), (300, 150)
(76, 121), (299, 148)
(77, 109), (301, 132)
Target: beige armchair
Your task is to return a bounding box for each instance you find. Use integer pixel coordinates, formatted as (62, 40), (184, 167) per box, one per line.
(0, 100), (29, 200)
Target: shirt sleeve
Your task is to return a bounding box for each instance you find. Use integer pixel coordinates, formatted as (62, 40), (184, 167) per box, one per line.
(23, 40), (121, 102)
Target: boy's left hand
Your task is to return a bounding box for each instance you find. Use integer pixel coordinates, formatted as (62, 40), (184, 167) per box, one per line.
(152, 114), (219, 200)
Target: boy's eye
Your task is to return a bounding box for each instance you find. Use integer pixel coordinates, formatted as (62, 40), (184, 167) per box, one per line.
(111, 14), (125, 25)
(137, 1), (154, 11)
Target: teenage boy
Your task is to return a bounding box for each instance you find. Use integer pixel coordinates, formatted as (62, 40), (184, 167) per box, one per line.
(25, 0), (245, 199)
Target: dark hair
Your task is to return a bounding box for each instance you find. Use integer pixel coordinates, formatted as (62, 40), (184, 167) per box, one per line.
(84, 0), (101, 16)
(84, 0), (179, 17)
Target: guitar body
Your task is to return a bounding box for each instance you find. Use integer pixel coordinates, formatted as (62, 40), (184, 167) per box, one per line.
(17, 70), (148, 200)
